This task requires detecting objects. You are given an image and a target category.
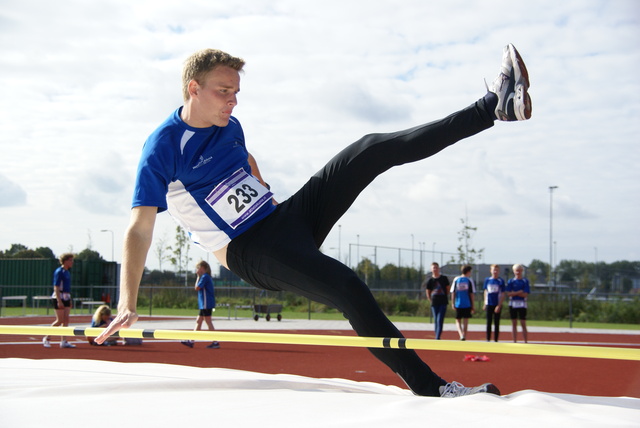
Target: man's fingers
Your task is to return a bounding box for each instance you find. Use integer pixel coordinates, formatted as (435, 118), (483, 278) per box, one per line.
(95, 322), (123, 344)
(94, 313), (138, 344)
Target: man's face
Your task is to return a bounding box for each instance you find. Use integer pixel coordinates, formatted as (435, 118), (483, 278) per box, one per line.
(190, 65), (240, 127)
(431, 265), (440, 276)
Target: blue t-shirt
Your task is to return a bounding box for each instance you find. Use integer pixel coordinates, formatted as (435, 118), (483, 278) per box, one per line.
(197, 273), (216, 310)
(483, 277), (505, 306)
(133, 108), (276, 251)
(91, 317), (113, 328)
(506, 278), (530, 308)
(52, 267), (71, 294)
(452, 276), (475, 309)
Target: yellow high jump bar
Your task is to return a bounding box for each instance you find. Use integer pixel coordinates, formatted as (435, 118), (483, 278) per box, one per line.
(1, 325), (638, 361)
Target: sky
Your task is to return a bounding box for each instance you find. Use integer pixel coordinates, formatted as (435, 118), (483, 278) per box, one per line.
(1, 0), (639, 274)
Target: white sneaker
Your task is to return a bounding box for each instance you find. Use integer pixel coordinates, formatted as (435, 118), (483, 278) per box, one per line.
(43, 338), (51, 348)
(486, 43), (532, 121)
(439, 381), (500, 397)
(60, 340), (76, 349)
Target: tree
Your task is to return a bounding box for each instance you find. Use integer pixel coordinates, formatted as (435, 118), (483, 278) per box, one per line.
(75, 248), (105, 262)
(154, 232), (169, 271)
(380, 263), (399, 280)
(5, 243), (29, 257)
(450, 217), (484, 265)
(528, 259), (549, 284)
(34, 247), (56, 259)
(355, 257), (379, 283)
(0, 244), (55, 259)
(167, 226), (192, 285)
(12, 249), (44, 258)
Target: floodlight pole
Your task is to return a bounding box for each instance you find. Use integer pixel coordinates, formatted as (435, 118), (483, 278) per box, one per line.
(548, 186), (558, 288)
(100, 229), (114, 262)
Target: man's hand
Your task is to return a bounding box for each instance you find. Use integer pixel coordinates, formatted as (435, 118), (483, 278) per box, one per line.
(94, 206), (156, 345)
(94, 309), (139, 344)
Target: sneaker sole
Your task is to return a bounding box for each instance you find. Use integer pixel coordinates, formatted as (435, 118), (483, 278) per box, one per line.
(509, 44), (529, 88)
(508, 44), (532, 120)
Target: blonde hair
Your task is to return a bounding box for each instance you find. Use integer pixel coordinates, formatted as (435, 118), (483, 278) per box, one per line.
(512, 263), (524, 272)
(196, 260), (212, 276)
(92, 305), (111, 325)
(59, 252), (74, 265)
(181, 49), (245, 101)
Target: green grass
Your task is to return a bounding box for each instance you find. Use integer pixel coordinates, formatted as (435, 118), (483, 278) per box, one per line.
(3, 306), (638, 331)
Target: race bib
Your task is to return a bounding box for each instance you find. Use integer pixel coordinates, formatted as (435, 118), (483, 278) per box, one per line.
(511, 299), (527, 308)
(205, 169), (273, 229)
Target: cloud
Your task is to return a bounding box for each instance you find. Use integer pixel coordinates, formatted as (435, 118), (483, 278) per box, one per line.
(0, 0), (639, 268)
(556, 198), (597, 220)
(0, 174), (27, 207)
(73, 152), (133, 216)
(339, 83), (412, 124)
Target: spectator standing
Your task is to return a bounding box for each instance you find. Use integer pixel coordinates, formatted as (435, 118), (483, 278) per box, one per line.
(181, 260), (220, 349)
(483, 264), (506, 342)
(424, 262), (450, 340)
(43, 253), (76, 348)
(506, 263), (530, 343)
(451, 265), (475, 341)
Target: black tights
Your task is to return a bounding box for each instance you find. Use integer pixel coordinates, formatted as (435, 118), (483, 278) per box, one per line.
(227, 98), (494, 396)
(485, 305), (501, 341)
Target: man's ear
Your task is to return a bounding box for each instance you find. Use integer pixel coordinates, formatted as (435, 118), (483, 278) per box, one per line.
(188, 79), (200, 98)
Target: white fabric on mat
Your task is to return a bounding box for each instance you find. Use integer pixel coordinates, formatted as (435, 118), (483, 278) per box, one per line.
(1, 358), (638, 427)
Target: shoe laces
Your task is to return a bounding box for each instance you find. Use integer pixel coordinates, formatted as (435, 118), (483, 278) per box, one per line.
(440, 381), (472, 397)
(489, 72), (510, 93)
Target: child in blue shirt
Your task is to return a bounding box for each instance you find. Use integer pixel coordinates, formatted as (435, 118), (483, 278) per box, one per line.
(506, 264), (531, 343)
(451, 265), (476, 341)
(483, 264), (506, 342)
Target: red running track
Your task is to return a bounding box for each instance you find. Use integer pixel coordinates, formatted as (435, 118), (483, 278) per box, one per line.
(1, 316), (638, 397)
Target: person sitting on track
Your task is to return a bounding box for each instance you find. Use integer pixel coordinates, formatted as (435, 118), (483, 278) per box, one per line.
(88, 305), (118, 346)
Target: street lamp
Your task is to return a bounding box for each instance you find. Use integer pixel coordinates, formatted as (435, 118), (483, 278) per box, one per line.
(548, 186), (558, 287)
(101, 229), (114, 262)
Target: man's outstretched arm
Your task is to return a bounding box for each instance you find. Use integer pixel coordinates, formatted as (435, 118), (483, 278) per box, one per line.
(95, 206), (157, 344)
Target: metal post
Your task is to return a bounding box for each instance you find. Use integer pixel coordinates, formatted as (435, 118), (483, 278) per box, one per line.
(549, 186), (558, 288)
(100, 229), (115, 262)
